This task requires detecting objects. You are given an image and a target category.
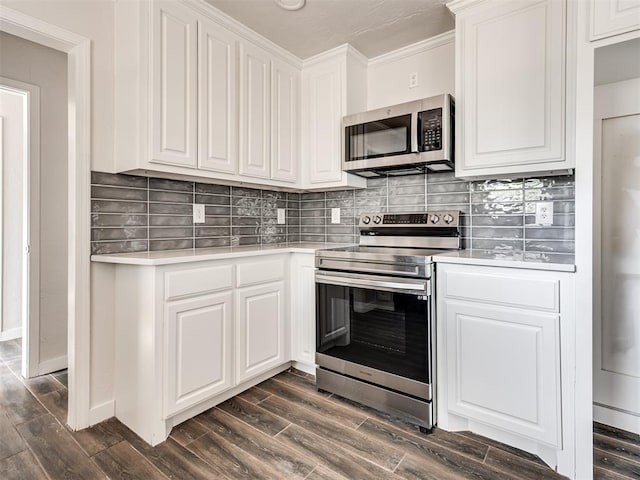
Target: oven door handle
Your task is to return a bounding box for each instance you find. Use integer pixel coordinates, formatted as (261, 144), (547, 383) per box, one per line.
(315, 272), (429, 296)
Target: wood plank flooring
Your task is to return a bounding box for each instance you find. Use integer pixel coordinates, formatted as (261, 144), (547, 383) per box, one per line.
(1, 338), (638, 479)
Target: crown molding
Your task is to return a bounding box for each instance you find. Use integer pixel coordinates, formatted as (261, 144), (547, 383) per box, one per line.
(185, 0), (304, 68)
(368, 30), (455, 67)
(302, 42), (368, 68)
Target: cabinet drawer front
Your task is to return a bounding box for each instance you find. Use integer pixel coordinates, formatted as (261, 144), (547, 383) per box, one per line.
(237, 258), (285, 287)
(443, 270), (559, 312)
(165, 264), (233, 299)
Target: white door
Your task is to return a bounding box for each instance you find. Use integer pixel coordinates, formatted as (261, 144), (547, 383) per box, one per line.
(198, 19), (237, 174)
(236, 281), (285, 382)
(152, 1), (197, 168)
(271, 59), (299, 183)
(164, 291), (233, 416)
(238, 41), (271, 179)
(594, 78), (640, 434)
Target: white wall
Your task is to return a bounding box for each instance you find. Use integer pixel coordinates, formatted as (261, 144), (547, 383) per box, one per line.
(367, 34), (455, 109)
(0, 89), (25, 341)
(0, 32), (68, 367)
(2, 0), (115, 173)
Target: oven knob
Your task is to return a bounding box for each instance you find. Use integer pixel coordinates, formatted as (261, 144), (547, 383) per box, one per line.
(430, 214), (440, 224)
(362, 216), (371, 224)
(373, 215), (382, 224)
(443, 214), (454, 224)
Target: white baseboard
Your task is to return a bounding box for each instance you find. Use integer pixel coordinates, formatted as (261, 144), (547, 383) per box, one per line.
(38, 354), (68, 375)
(0, 327), (21, 342)
(291, 361), (315, 376)
(594, 404), (640, 435)
(89, 400), (115, 426)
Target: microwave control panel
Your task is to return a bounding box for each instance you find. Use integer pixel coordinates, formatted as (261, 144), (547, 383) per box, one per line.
(419, 108), (442, 152)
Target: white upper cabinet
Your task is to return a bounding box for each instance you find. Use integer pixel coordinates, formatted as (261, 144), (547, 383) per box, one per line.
(271, 59), (300, 183)
(301, 47), (368, 189)
(239, 41), (272, 179)
(590, 0), (640, 40)
(198, 18), (237, 174)
(449, 0), (572, 178)
(152, 1), (198, 168)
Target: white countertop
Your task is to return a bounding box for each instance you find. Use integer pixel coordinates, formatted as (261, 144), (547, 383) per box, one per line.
(433, 250), (576, 272)
(90, 242), (352, 266)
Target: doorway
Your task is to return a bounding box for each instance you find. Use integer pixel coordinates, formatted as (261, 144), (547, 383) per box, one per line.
(593, 38), (640, 435)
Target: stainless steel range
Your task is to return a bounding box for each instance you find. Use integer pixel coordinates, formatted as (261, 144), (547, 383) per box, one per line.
(315, 210), (461, 432)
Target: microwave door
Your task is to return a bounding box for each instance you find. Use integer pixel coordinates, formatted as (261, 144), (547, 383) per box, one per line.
(345, 114), (412, 162)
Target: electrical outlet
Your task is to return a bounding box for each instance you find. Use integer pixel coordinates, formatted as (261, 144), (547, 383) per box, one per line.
(193, 204), (205, 224)
(331, 208), (340, 224)
(535, 202), (553, 226)
(277, 208), (286, 225)
(408, 72), (419, 88)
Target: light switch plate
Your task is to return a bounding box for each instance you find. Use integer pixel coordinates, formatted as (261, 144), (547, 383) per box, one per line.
(193, 204), (205, 224)
(277, 208), (286, 225)
(331, 208), (340, 224)
(535, 202), (553, 226)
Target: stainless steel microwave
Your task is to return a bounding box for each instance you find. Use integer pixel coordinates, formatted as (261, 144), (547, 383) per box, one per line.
(342, 94), (454, 177)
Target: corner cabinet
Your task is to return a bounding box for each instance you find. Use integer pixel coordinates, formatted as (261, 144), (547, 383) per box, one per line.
(112, 255), (290, 446)
(448, 0), (574, 178)
(114, 0), (302, 188)
(436, 262), (577, 478)
(300, 46), (368, 189)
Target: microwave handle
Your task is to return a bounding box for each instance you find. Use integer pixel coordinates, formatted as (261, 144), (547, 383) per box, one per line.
(411, 112), (419, 153)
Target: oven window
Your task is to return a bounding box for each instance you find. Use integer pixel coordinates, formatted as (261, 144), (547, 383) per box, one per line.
(345, 114), (412, 162)
(316, 283), (429, 383)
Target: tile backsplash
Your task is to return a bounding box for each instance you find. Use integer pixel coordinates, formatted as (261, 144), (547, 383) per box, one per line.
(91, 171), (575, 255)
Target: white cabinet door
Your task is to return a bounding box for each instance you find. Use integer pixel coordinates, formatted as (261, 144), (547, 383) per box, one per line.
(164, 291), (233, 417)
(303, 61), (344, 183)
(271, 59), (299, 183)
(444, 299), (561, 447)
(198, 19), (237, 174)
(291, 255), (316, 366)
(239, 42), (271, 179)
(236, 281), (286, 382)
(152, 1), (197, 168)
(590, 0), (640, 40)
(454, 0), (568, 177)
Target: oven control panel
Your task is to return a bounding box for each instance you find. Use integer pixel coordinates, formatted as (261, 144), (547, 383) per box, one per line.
(359, 211), (459, 227)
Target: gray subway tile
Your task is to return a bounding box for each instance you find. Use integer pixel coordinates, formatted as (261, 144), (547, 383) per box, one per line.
(150, 239), (194, 251)
(300, 217), (326, 226)
(327, 235), (357, 244)
(92, 200), (148, 214)
(149, 215), (193, 227)
(195, 194), (231, 206)
(149, 178), (193, 192)
(302, 192), (326, 201)
(205, 205), (231, 216)
(149, 203), (192, 215)
(471, 179), (523, 192)
(91, 172), (148, 189)
(524, 214), (575, 226)
(148, 227), (193, 239)
(91, 227), (147, 241)
(91, 186), (147, 202)
(472, 202), (524, 215)
(232, 216), (260, 226)
(203, 216), (231, 226)
(196, 183), (230, 195)
(524, 239), (575, 254)
(471, 239), (525, 251)
(472, 215), (524, 227)
(300, 234), (326, 242)
(195, 237), (231, 248)
(231, 186), (261, 198)
(426, 172), (457, 183)
(232, 205), (262, 217)
(471, 190), (523, 204)
(524, 201), (575, 214)
(91, 240), (148, 255)
(300, 226), (326, 235)
(524, 186), (575, 202)
(238, 236), (260, 245)
(388, 195), (426, 207)
(427, 182), (469, 194)
(427, 193), (470, 205)
(524, 227), (575, 240)
(91, 213), (147, 227)
(524, 175), (574, 189)
(232, 226), (261, 236)
(195, 226), (231, 237)
(388, 184), (426, 196)
(471, 227), (523, 239)
(148, 190), (192, 204)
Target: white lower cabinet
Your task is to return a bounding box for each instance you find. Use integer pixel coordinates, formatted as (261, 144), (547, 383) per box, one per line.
(236, 281), (286, 382)
(443, 299), (560, 446)
(290, 253), (316, 370)
(436, 262), (577, 477)
(165, 291), (233, 417)
(113, 255), (290, 446)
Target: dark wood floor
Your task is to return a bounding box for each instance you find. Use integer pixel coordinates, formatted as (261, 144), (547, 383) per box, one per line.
(1, 339), (639, 479)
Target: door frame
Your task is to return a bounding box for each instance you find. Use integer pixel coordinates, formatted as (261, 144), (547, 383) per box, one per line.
(0, 6), (92, 430)
(0, 77), (41, 378)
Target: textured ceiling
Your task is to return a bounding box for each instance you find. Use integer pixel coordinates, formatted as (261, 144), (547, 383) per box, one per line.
(205, 0), (454, 59)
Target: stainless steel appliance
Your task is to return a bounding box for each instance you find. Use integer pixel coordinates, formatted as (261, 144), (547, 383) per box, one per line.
(342, 94), (454, 177)
(315, 211), (461, 432)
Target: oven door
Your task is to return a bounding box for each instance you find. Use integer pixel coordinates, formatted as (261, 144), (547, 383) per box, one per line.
(315, 270), (433, 400)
